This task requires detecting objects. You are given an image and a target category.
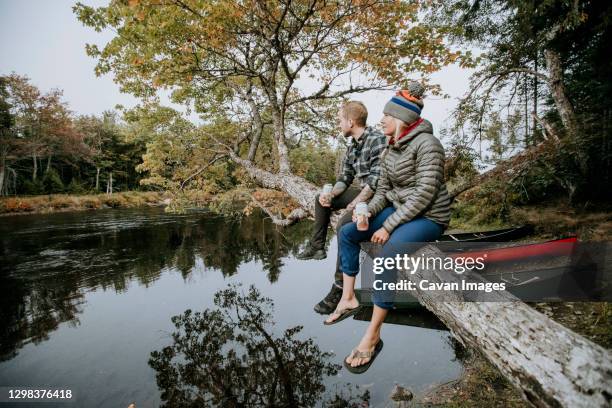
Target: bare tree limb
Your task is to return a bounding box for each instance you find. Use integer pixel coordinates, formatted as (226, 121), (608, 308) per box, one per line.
(532, 112), (560, 142)
(179, 154), (228, 191)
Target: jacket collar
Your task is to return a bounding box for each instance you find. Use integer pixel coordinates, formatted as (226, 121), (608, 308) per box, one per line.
(390, 119), (433, 150)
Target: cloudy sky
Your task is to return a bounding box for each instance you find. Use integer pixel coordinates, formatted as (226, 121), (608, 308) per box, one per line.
(0, 0), (472, 134)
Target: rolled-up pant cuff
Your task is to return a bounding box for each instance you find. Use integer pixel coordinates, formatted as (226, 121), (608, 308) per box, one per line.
(373, 301), (394, 310)
(342, 270), (359, 277)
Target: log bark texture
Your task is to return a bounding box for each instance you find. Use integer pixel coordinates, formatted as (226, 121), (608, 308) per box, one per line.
(367, 244), (612, 407)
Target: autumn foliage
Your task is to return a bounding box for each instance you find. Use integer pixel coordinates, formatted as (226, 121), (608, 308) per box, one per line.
(73, 0), (469, 214)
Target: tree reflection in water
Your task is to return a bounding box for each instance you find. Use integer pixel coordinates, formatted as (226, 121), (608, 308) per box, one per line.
(0, 209), (313, 361)
(149, 284), (370, 407)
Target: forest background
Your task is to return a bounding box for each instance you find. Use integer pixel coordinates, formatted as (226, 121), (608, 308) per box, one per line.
(1, 0), (610, 232)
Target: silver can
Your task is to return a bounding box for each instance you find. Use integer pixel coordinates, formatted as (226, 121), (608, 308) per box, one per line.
(321, 184), (333, 207)
(355, 202), (369, 231)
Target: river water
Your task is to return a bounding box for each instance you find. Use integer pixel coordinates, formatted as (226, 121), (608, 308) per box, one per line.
(0, 207), (462, 407)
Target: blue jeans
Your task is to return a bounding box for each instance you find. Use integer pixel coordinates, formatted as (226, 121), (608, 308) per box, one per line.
(338, 207), (445, 309)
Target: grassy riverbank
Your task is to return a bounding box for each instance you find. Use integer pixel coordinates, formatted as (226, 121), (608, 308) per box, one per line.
(0, 191), (169, 215)
(450, 194), (612, 242)
(0, 188), (287, 217)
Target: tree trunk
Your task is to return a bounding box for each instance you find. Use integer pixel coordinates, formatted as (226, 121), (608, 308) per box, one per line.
(226, 151), (346, 227)
(533, 53), (539, 144)
(247, 122), (263, 162)
(32, 153), (37, 181)
(0, 146), (7, 195)
(544, 49), (578, 139)
(95, 167), (100, 191)
(270, 111), (291, 174)
(524, 73), (530, 146)
(275, 132), (291, 174)
(223, 81), (322, 221)
(9, 168), (16, 196)
(265, 84), (292, 175)
(364, 244), (612, 407)
(246, 88), (264, 162)
(0, 158), (5, 196)
(544, 48), (588, 177)
(532, 113), (559, 142)
(106, 171), (113, 195)
(227, 150), (317, 214)
(45, 155), (52, 174)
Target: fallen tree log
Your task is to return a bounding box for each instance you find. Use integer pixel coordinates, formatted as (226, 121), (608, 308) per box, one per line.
(361, 243), (612, 407)
(225, 150), (318, 224)
(226, 149), (351, 227)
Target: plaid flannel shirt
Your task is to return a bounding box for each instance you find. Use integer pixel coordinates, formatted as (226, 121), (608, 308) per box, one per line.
(335, 126), (387, 192)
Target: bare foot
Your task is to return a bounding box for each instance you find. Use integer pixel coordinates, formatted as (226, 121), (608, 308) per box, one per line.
(345, 333), (380, 367)
(324, 297), (359, 324)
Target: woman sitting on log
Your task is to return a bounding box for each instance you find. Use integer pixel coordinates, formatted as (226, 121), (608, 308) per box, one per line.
(323, 81), (452, 374)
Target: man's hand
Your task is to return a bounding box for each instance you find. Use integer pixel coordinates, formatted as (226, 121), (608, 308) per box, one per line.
(346, 201), (357, 211)
(371, 227), (390, 244)
(319, 193), (333, 207)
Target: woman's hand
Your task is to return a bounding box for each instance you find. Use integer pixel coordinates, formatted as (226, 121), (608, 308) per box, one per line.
(371, 227), (390, 244)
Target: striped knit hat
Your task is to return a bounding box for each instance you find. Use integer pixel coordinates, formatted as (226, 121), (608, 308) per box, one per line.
(383, 81), (425, 124)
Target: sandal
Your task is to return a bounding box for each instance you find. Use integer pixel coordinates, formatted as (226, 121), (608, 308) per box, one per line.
(323, 305), (362, 326)
(344, 339), (384, 374)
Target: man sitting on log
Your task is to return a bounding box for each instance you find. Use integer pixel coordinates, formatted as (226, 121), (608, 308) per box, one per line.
(296, 101), (387, 315)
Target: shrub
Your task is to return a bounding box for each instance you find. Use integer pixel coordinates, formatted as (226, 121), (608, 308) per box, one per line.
(81, 197), (101, 209)
(121, 192), (145, 206)
(42, 169), (64, 194)
(103, 195), (127, 208)
(22, 179), (45, 195)
(143, 191), (163, 203)
(451, 179), (520, 229)
(1, 198), (34, 213)
(66, 178), (88, 194)
(49, 195), (77, 209)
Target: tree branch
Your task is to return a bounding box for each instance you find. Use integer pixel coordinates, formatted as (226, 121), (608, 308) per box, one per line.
(250, 196), (308, 226)
(532, 112), (560, 142)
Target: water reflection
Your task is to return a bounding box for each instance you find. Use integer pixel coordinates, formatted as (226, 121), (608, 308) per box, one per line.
(149, 284), (371, 407)
(0, 274), (85, 362)
(0, 208), (462, 406)
(0, 209), (311, 362)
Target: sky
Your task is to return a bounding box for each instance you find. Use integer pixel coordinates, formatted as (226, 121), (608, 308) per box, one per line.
(0, 0), (472, 135)
(0, 0), (138, 115)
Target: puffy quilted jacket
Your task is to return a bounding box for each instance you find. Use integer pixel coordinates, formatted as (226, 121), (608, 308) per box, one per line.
(367, 119), (451, 232)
